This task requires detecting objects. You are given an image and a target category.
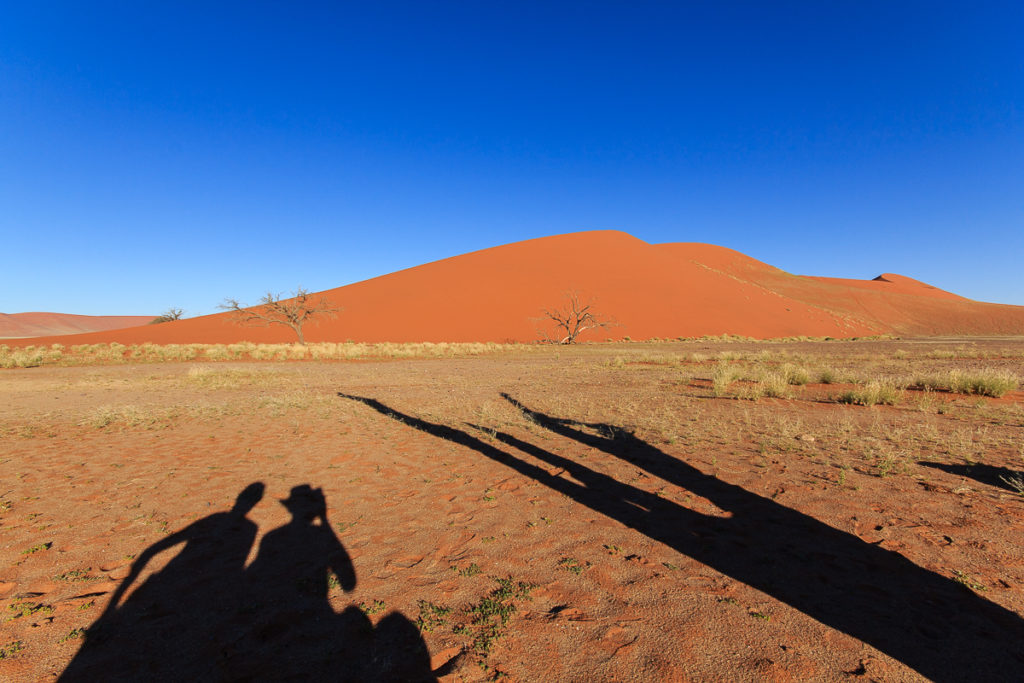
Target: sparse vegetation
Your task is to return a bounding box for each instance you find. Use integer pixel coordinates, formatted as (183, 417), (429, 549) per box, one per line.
(757, 371), (792, 398)
(457, 577), (535, 665)
(838, 380), (902, 406)
(816, 367), (838, 384)
(712, 364), (743, 396)
(0, 346), (58, 368)
(779, 363), (811, 385)
(909, 368), (1019, 397)
(454, 562), (483, 577)
(358, 599), (386, 616)
(415, 600), (451, 632)
(952, 570), (987, 592)
(557, 556), (588, 574)
(948, 369), (1018, 397)
(335, 517), (363, 533)
(6, 600), (54, 621)
(1, 341), (527, 368)
(82, 405), (169, 430)
(21, 542), (52, 555)
(58, 628), (87, 643)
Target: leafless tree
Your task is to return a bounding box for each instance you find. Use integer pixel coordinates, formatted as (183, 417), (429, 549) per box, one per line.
(149, 308), (184, 324)
(220, 288), (338, 345)
(536, 291), (615, 344)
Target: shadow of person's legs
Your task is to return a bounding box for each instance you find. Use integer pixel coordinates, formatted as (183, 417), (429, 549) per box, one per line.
(339, 392), (1024, 682)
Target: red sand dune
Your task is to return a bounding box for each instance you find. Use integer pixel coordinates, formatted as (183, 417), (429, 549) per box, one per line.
(0, 312), (155, 340)
(9, 231), (1024, 346)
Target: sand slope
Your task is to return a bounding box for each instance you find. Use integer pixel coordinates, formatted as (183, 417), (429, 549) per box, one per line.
(0, 312), (155, 339)
(10, 231), (1024, 345)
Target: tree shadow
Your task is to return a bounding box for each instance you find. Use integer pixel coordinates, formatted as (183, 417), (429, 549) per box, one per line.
(61, 482), (436, 682)
(339, 392), (1024, 682)
(919, 461), (1024, 493)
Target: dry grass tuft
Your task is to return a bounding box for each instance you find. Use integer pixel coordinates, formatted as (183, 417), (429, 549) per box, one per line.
(0, 341), (529, 368)
(909, 368), (1019, 398)
(0, 345), (62, 368)
(838, 380), (902, 406)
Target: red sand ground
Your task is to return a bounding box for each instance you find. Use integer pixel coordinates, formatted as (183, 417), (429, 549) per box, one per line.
(0, 314), (155, 340)
(10, 231), (1024, 347)
(1, 340), (1023, 681)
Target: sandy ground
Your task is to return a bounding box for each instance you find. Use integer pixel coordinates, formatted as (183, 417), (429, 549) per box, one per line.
(1, 339), (1023, 681)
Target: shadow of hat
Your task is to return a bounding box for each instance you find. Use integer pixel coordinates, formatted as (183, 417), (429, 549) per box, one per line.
(279, 484), (324, 510)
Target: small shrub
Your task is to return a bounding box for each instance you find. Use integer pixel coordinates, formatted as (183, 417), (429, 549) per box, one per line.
(712, 364), (743, 396)
(557, 557), (588, 574)
(0, 640), (24, 659)
(952, 570), (986, 591)
(58, 628), (87, 643)
(415, 600), (451, 633)
(910, 373), (947, 392)
(82, 405), (168, 430)
(816, 368), (838, 384)
(358, 599), (386, 616)
(780, 363), (810, 386)
(758, 371), (792, 398)
(909, 369), (1019, 398)
(948, 369), (1018, 398)
(735, 384), (765, 401)
(203, 346), (233, 361)
(838, 380), (901, 406)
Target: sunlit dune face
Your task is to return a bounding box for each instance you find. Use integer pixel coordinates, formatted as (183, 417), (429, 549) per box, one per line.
(7, 231), (1024, 347)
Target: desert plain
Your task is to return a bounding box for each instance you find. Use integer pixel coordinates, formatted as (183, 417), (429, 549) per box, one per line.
(1, 337), (1023, 681)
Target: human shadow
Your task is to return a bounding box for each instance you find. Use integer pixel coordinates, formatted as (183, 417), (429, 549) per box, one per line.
(919, 461), (1024, 494)
(61, 482), (435, 682)
(339, 392), (1024, 682)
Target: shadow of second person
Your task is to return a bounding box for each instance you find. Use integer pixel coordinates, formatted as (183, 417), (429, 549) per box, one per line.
(235, 484), (434, 681)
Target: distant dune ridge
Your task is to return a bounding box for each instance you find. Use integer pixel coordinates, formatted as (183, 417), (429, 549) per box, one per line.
(8, 231), (1024, 345)
(0, 312), (155, 339)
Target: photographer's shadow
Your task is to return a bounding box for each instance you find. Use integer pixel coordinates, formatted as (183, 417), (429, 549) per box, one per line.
(61, 483), (434, 682)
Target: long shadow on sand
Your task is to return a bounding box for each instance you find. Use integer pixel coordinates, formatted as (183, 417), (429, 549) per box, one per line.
(339, 392), (1024, 682)
(919, 461), (1024, 494)
(61, 483), (435, 682)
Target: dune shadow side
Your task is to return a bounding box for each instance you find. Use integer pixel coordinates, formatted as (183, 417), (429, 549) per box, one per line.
(339, 392), (1024, 682)
(60, 482), (435, 683)
(919, 461), (1024, 493)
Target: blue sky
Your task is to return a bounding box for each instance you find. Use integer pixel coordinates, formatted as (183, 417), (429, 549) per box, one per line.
(2, 1), (1022, 316)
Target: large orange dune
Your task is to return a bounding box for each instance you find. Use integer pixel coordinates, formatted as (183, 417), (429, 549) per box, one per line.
(9, 231), (1024, 346)
(0, 312), (155, 339)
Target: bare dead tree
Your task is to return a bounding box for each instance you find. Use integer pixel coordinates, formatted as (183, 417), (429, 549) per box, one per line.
(536, 291), (615, 344)
(149, 308), (184, 324)
(220, 288), (339, 345)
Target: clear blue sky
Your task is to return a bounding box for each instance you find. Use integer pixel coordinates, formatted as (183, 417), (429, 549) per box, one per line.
(2, 1), (1022, 316)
